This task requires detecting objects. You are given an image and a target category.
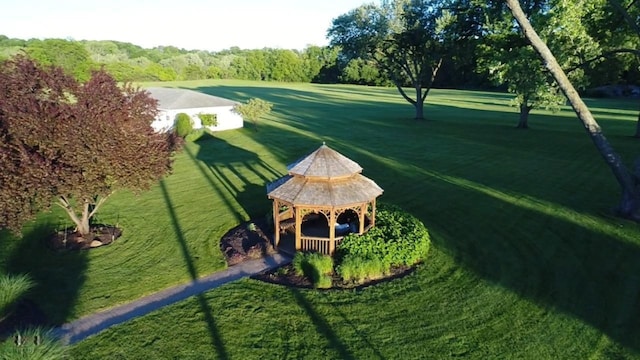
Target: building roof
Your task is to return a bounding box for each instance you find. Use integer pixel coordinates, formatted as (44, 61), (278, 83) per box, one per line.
(146, 87), (237, 110)
(267, 144), (383, 207)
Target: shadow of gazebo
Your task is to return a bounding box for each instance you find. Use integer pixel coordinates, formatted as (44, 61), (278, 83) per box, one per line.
(267, 143), (383, 255)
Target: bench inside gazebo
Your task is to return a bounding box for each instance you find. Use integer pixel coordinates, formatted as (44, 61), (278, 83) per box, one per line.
(266, 143), (383, 256)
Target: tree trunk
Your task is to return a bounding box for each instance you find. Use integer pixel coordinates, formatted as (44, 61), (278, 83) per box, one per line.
(517, 103), (531, 129)
(634, 100), (640, 138)
(57, 195), (110, 237)
(506, 0), (640, 219)
(414, 84), (425, 120)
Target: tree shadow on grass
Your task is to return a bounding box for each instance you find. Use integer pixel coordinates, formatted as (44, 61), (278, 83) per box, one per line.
(419, 171), (640, 353)
(289, 287), (356, 360)
(159, 179), (229, 360)
(186, 132), (284, 221)
(0, 221), (88, 327)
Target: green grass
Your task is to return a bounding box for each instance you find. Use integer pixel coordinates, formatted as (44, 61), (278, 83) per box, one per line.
(0, 273), (34, 319)
(3, 80), (640, 358)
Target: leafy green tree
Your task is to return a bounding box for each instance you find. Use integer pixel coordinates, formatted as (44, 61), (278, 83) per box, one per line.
(26, 38), (94, 81)
(0, 56), (179, 241)
(583, 0), (640, 136)
(328, 0), (453, 120)
(505, 0), (640, 220)
(232, 98), (273, 131)
(477, 0), (598, 128)
(301, 45), (341, 83)
(341, 58), (389, 85)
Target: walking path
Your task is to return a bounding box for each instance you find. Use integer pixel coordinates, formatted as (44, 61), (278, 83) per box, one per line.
(53, 253), (291, 345)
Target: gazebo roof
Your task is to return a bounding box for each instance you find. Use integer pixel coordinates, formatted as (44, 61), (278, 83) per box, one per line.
(288, 144), (362, 180)
(267, 144), (383, 207)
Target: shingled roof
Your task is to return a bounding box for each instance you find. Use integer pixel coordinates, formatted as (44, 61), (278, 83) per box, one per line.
(267, 144), (383, 207)
(146, 87), (237, 109)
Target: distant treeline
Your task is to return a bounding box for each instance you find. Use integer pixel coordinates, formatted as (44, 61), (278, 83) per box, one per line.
(0, 35), (634, 89)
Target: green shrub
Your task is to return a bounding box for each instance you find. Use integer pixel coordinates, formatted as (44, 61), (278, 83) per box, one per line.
(174, 113), (193, 137)
(337, 256), (388, 284)
(0, 327), (66, 359)
(292, 252), (334, 288)
(184, 128), (205, 142)
(306, 252), (333, 278)
(315, 275), (333, 289)
(337, 203), (431, 270)
(0, 273), (34, 320)
(292, 252), (306, 277)
(198, 113), (218, 127)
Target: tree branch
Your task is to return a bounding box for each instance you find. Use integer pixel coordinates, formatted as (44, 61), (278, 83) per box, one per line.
(566, 48), (640, 73)
(88, 193), (112, 219)
(610, 0), (640, 35)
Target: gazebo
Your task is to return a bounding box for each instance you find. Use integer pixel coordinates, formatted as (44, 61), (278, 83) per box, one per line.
(267, 143), (383, 255)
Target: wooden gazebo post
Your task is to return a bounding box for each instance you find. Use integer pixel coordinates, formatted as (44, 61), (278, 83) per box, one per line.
(329, 209), (336, 254)
(294, 208), (302, 250)
(359, 203), (366, 234)
(273, 199), (280, 248)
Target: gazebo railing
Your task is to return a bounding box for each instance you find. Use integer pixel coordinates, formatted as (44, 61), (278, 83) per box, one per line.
(301, 236), (344, 255)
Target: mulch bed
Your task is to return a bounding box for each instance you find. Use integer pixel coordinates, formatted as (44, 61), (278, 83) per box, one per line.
(48, 225), (122, 250)
(219, 217), (277, 266)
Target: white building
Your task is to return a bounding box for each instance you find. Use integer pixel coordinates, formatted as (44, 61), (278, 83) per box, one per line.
(146, 87), (244, 133)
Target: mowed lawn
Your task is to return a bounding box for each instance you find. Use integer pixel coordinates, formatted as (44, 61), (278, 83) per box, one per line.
(3, 80), (640, 358)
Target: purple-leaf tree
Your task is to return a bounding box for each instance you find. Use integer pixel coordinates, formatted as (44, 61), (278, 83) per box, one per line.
(0, 55), (179, 241)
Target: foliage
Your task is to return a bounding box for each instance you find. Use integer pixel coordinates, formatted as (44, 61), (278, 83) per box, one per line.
(0, 327), (66, 359)
(232, 98), (273, 130)
(0, 55), (179, 237)
(0, 273), (34, 319)
(292, 252), (306, 277)
(336, 256), (387, 283)
(328, 0), (455, 119)
(197, 113), (218, 127)
(291, 252), (334, 288)
(336, 203), (431, 271)
(184, 128), (205, 142)
(175, 113), (194, 137)
(25, 38), (94, 82)
(476, 0), (599, 127)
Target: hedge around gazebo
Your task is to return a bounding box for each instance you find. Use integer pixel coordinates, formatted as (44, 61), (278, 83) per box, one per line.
(267, 143), (383, 255)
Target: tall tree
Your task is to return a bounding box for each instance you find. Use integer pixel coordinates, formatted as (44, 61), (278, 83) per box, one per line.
(505, 0), (640, 219)
(0, 56), (179, 240)
(328, 0), (453, 120)
(477, 0), (598, 128)
(26, 38), (94, 81)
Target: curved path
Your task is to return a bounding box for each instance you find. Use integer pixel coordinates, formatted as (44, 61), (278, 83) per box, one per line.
(53, 253), (291, 345)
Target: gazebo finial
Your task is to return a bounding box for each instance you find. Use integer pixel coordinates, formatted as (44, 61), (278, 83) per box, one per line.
(322, 141), (326, 146)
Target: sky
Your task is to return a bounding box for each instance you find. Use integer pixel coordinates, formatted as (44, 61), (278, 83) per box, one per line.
(0, 0), (375, 52)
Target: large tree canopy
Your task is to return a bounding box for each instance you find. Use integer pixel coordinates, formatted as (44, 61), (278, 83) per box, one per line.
(476, 0), (599, 128)
(0, 56), (179, 238)
(328, 0), (453, 120)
